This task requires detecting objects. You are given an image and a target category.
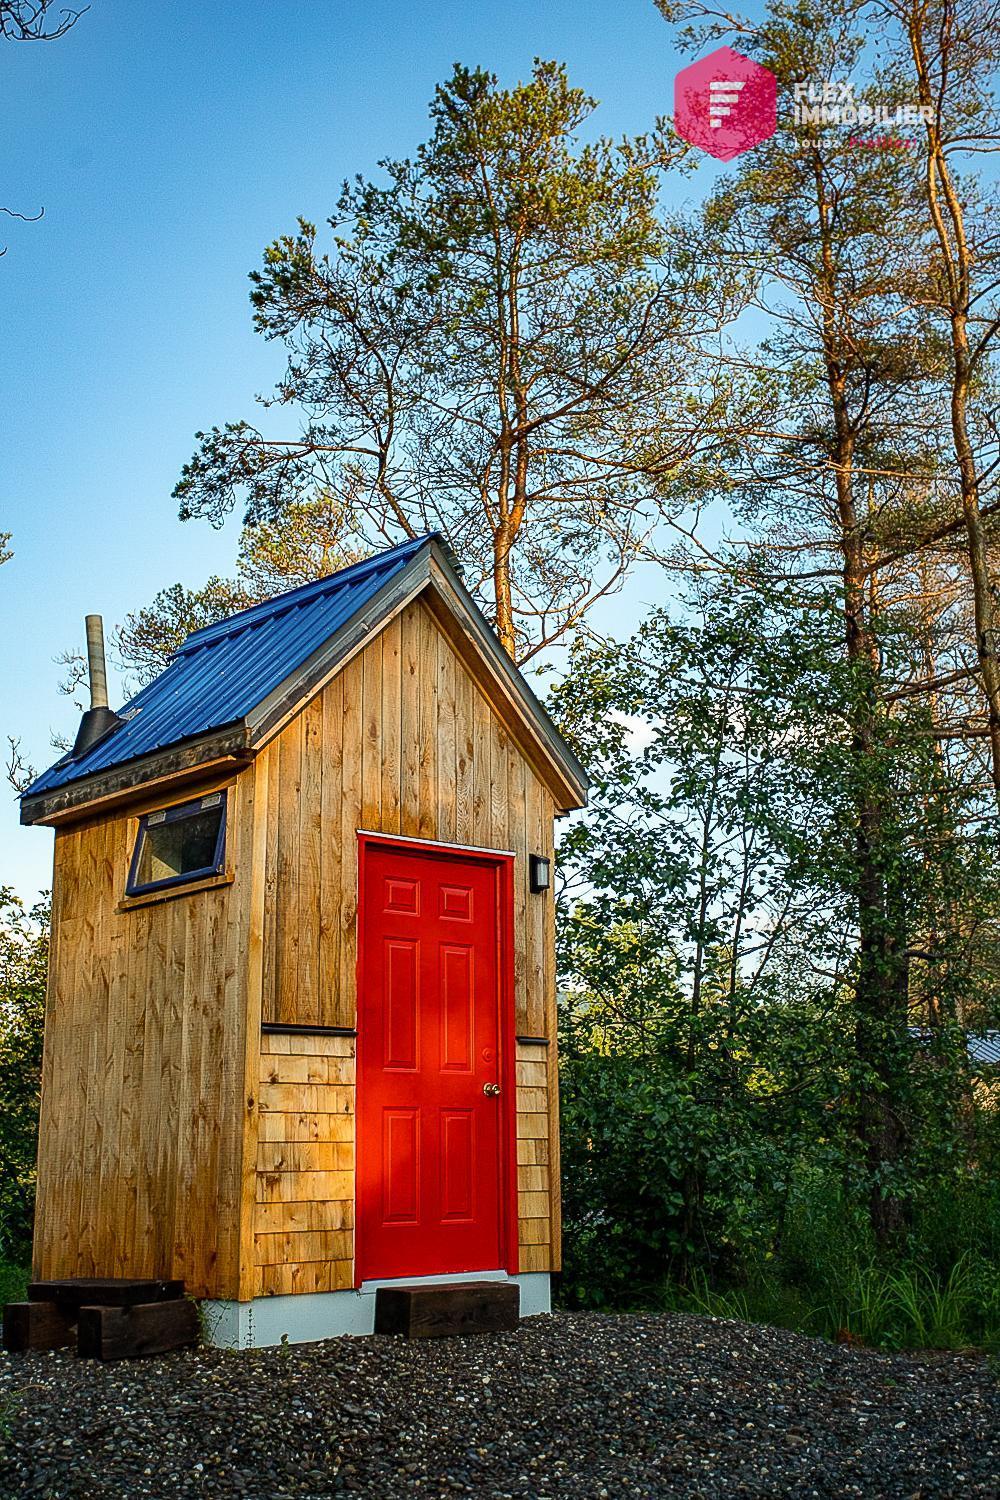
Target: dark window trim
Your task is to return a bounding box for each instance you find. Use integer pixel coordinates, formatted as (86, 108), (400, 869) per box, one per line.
(126, 790), (228, 897)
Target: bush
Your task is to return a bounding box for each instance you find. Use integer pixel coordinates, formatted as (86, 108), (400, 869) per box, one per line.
(0, 1263), (28, 1307)
(0, 891), (48, 1265)
(558, 1058), (1000, 1350)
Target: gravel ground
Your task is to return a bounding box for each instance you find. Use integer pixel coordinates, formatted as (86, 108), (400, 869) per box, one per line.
(0, 1311), (996, 1499)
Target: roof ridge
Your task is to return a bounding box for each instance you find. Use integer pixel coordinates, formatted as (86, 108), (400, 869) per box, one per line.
(179, 532), (437, 654)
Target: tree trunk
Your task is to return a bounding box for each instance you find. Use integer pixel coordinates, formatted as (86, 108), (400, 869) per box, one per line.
(907, 4), (1000, 811)
(492, 526), (517, 658)
(813, 146), (909, 1244)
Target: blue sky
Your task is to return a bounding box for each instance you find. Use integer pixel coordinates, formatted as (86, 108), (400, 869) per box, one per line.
(1, 0), (724, 899)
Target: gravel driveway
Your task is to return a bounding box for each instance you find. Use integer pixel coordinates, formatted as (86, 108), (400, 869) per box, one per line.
(0, 1310), (996, 1498)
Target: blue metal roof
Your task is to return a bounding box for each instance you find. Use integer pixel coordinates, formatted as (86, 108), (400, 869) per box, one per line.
(910, 1027), (1000, 1067)
(968, 1031), (1000, 1067)
(26, 533), (434, 799)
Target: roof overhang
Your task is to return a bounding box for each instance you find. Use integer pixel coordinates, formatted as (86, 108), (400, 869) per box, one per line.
(20, 725), (253, 827)
(21, 537), (589, 828)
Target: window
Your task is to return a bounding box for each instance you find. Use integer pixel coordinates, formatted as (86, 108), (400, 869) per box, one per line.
(126, 792), (227, 896)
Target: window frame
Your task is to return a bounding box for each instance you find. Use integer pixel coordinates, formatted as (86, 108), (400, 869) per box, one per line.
(125, 791), (228, 897)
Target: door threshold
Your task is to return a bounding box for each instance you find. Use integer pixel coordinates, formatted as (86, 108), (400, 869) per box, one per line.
(359, 1269), (508, 1293)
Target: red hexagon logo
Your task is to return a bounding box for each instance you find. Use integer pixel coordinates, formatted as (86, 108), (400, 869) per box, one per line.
(674, 45), (777, 162)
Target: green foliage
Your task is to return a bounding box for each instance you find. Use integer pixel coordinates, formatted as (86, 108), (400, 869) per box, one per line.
(0, 1262), (28, 1307)
(676, 1178), (1000, 1351)
(552, 576), (1000, 1346)
(172, 59), (735, 661)
(115, 495), (361, 682)
(0, 1392), (18, 1443)
(0, 891), (47, 1265)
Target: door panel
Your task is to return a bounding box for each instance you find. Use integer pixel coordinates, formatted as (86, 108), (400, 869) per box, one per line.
(440, 945), (474, 1071)
(357, 840), (510, 1281)
(383, 1110), (419, 1223)
(383, 941), (419, 1070)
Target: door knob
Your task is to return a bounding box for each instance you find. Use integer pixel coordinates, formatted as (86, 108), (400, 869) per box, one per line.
(483, 1082), (501, 1097)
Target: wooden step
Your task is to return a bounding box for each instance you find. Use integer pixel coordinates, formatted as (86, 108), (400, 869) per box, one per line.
(28, 1278), (184, 1313)
(78, 1296), (199, 1368)
(2, 1300), (74, 1353)
(374, 1280), (520, 1339)
(77, 1299), (199, 1361)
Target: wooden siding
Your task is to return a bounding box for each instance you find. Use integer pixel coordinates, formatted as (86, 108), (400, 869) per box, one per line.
(259, 597), (556, 1040)
(32, 771), (257, 1300)
(254, 595), (560, 1273)
(253, 1032), (355, 1296)
(251, 1035), (555, 1288)
(516, 1043), (554, 1273)
(33, 589), (562, 1297)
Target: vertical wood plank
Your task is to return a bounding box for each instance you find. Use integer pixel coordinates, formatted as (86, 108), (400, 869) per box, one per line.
(436, 627), (458, 843)
(361, 630), (383, 832)
(340, 654), (363, 1024)
(276, 714), (303, 1025)
(320, 673), (344, 1025)
(380, 612), (402, 836)
(299, 695), (323, 1027)
(454, 655), (475, 847)
(472, 691), (492, 849)
(417, 603), (439, 839)
(400, 601), (421, 837)
(489, 718), (509, 853)
(261, 741), (280, 1024)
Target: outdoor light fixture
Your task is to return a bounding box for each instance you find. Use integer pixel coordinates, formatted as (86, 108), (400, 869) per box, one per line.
(529, 854), (551, 894)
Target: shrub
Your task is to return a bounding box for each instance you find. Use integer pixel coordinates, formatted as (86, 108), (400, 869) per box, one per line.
(0, 892), (48, 1265)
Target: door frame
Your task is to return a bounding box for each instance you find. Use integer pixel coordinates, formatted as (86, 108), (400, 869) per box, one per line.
(354, 831), (519, 1285)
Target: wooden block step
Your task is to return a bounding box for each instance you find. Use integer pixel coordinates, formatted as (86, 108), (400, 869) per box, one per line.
(2, 1300), (74, 1353)
(77, 1299), (199, 1360)
(28, 1278), (184, 1313)
(375, 1281), (520, 1339)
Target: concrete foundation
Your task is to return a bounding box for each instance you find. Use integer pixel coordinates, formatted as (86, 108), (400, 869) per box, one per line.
(201, 1272), (551, 1349)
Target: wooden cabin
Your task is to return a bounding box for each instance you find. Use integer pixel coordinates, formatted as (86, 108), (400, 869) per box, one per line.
(20, 534), (588, 1346)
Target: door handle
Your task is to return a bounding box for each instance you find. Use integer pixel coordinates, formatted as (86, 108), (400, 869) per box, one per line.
(483, 1082), (501, 1097)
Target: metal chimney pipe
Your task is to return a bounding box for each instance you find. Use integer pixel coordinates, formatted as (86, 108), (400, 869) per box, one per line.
(85, 614), (110, 709)
(71, 613), (124, 759)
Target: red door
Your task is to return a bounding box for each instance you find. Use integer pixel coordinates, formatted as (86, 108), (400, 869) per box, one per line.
(356, 837), (514, 1282)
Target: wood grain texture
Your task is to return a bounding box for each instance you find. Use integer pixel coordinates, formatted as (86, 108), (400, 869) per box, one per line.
(258, 597), (556, 1043)
(76, 1299), (199, 1360)
(34, 591), (564, 1299)
(252, 1038), (356, 1293)
(253, 1260), (353, 1297)
(515, 1040), (553, 1272)
(255, 596), (561, 1275)
(374, 1281), (520, 1338)
(32, 776), (253, 1300)
(2, 1301), (74, 1353)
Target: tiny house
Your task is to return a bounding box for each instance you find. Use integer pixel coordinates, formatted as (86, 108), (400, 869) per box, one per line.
(20, 534), (588, 1346)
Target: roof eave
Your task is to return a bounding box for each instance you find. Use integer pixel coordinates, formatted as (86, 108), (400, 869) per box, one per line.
(20, 723), (253, 828)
